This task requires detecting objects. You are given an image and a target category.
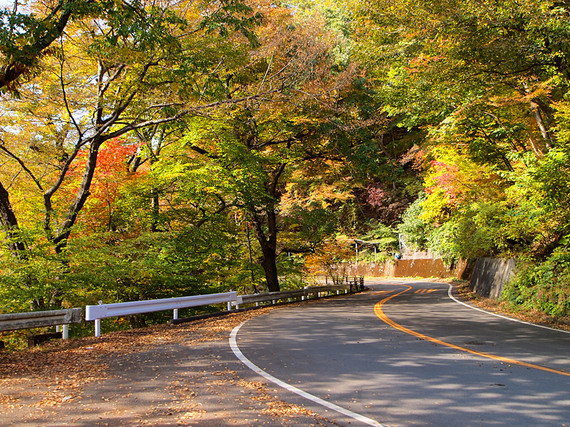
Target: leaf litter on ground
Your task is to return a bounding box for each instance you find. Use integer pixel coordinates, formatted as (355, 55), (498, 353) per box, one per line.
(0, 305), (334, 424)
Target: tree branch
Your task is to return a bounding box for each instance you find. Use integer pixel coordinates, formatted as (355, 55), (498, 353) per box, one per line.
(0, 144), (44, 192)
(0, 0), (76, 90)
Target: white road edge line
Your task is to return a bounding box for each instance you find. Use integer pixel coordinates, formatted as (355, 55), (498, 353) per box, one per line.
(230, 323), (385, 427)
(446, 283), (570, 335)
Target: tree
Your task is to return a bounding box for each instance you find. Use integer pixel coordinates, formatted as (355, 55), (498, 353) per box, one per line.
(351, 0), (570, 316)
(0, 0), (108, 256)
(0, 0), (264, 254)
(155, 3), (387, 291)
(0, 0), (266, 310)
(62, 138), (144, 232)
(0, 0), (101, 94)
(354, 0), (570, 144)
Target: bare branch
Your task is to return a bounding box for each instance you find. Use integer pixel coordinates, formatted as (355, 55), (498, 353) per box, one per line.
(59, 39), (83, 138)
(0, 143), (44, 192)
(104, 89), (281, 141)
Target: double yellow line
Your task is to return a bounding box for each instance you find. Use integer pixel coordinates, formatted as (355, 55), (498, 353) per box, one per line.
(374, 285), (570, 377)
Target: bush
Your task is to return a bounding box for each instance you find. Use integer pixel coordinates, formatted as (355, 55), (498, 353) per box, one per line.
(503, 252), (570, 318)
(397, 194), (431, 251)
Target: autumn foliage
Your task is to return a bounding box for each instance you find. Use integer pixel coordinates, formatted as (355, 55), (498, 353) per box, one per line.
(1, 0), (570, 328)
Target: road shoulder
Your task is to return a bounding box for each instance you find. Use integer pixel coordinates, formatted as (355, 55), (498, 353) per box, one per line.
(0, 308), (337, 426)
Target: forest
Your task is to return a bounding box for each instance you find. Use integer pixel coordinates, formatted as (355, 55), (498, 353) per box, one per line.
(0, 0), (569, 332)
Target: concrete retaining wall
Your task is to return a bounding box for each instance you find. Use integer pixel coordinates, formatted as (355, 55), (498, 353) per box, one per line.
(469, 257), (516, 299)
(344, 256), (516, 300)
(346, 257), (468, 279)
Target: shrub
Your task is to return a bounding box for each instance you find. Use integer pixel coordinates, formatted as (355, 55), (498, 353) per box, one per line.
(503, 252), (570, 318)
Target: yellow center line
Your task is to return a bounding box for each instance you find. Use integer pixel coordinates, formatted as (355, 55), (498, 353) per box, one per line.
(374, 285), (570, 378)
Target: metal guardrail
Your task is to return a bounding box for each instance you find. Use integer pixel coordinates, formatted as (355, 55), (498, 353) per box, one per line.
(2, 277), (364, 340)
(85, 291), (238, 337)
(0, 308), (82, 339)
(237, 289), (308, 306)
(234, 279), (365, 309)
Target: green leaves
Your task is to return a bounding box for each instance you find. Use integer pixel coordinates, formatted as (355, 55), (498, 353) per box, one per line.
(0, 228), (71, 312)
(199, 0), (263, 47)
(504, 250), (570, 317)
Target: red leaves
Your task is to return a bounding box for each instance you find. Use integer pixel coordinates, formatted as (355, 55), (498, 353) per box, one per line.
(95, 139), (142, 178)
(366, 182), (389, 208)
(61, 138), (145, 231)
(426, 160), (461, 202)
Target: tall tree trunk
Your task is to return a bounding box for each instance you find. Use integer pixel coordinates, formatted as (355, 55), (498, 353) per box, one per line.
(261, 246), (280, 292)
(0, 181), (26, 255)
(264, 208), (280, 292)
(520, 84), (555, 150)
(529, 100), (555, 149)
(250, 164), (286, 292)
(149, 146), (161, 232)
(52, 137), (103, 252)
(251, 209), (280, 292)
(150, 190), (160, 232)
(246, 223), (257, 292)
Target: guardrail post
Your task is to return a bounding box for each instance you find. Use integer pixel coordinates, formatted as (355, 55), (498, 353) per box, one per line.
(95, 319), (101, 338)
(234, 295), (243, 311)
(62, 325), (69, 339)
(173, 309), (179, 320)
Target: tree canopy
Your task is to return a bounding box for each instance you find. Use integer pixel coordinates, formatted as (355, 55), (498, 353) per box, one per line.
(1, 0), (569, 326)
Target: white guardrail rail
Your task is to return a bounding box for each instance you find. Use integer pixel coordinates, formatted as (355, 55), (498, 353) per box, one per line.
(85, 291), (238, 337)
(234, 283), (361, 309)
(3, 278), (364, 339)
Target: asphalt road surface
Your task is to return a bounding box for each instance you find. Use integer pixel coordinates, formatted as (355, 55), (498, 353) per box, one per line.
(231, 280), (570, 426)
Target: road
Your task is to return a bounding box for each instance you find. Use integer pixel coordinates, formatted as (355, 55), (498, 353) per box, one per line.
(231, 280), (570, 426)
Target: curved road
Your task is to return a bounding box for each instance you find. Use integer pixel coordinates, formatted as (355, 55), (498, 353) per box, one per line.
(231, 280), (570, 426)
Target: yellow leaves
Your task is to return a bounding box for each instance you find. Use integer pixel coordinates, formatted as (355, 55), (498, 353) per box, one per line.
(304, 235), (354, 278)
(280, 162), (354, 214)
(421, 144), (502, 223)
(521, 79), (556, 103)
(407, 53), (446, 73)
(419, 186), (451, 223)
(553, 97), (570, 144)
(204, 252), (223, 263)
(289, 116), (318, 126)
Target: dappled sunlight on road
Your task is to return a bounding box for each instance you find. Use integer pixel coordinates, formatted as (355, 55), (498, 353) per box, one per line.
(235, 282), (570, 426)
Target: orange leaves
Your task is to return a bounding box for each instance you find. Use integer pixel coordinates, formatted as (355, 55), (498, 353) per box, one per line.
(305, 236), (354, 281)
(95, 139), (142, 178)
(280, 161), (354, 214)
(421, 145), (503, 224)
(425, 160), (461, 202)
(61, 138), (145, 232)
(406, 54), (446, 74)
